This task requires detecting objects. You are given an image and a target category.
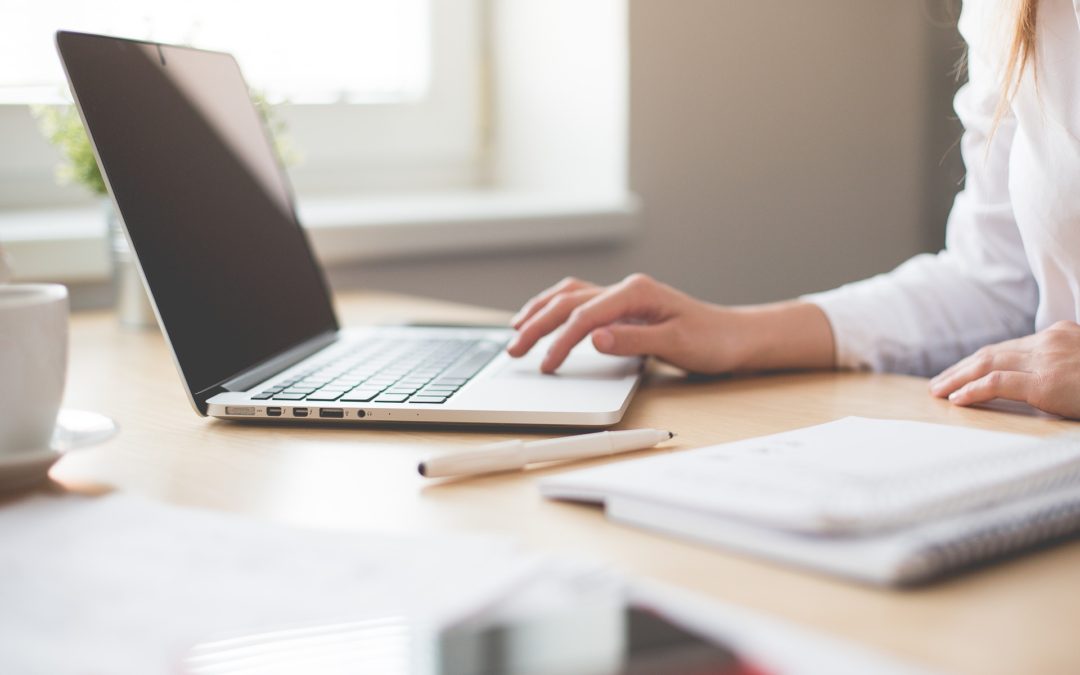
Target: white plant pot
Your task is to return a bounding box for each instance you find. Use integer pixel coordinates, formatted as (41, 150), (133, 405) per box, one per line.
(0, 243), (12, 284)
(105, 200), (157, 330)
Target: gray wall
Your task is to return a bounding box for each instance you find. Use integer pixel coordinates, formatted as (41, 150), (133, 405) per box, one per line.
(327, 1), (965, 312)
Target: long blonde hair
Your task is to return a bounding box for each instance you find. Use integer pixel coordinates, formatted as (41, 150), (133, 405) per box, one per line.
(996, 0), (1039, 124)
(1006, 0), (1039, 89)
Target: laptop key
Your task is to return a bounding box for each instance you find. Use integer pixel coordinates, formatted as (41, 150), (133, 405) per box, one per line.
(341, 391), (379, 402)
(432, 377), (468, 385)
(272, 393), (308, 401)
(419, 393), (455, 401)
(409, 396), (447, 404)
(350, 384), (386, 393)
(354, 384), (387, 392)
(374, 394), (410, 403)
(307, 392), (343, 401)
(252, 392), (275, 400)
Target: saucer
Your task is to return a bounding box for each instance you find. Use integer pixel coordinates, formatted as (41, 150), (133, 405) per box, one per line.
(0, 409), (118, 493)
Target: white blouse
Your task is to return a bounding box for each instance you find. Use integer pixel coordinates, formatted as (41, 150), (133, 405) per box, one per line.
(806, 0), (1080, 377)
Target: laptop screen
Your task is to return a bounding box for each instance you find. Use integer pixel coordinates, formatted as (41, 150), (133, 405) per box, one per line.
(57, 32), (338, 402)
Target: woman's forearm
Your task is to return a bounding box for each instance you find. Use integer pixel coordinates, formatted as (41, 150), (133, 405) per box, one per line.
(508, 274), (838, 375)
(727, 301), (837, 372)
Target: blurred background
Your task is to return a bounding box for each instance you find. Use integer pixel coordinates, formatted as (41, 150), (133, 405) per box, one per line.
(0, 0), (965, 313)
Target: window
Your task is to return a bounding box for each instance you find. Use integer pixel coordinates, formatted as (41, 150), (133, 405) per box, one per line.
(0, 0), (637, 285)
(1, 0), (430, 104)
(0, 0), (481, 207)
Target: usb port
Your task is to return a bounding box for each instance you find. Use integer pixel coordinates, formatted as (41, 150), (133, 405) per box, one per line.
(266, 407), (282, 417)
(319, 408), (345, 419)
(292, 407), (309, 418)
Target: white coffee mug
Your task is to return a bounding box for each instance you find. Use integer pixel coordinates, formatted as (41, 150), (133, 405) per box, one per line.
(0, 284), (68, 454)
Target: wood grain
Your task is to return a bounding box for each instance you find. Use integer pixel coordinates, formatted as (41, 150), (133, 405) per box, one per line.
(48, 291), (1080, 675)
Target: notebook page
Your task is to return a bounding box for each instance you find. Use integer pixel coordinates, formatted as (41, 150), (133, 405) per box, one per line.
(539, 417), (1070, 534)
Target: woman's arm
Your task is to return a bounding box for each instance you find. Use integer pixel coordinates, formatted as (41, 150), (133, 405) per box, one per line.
(511, 1), (1036, 383)
(507, 274), (834, 374)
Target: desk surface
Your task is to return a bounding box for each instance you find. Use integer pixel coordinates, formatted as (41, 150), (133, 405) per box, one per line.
(54, 291), (1080, 675)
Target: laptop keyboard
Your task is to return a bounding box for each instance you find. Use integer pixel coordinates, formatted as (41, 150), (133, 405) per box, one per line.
(250, 337), (506, 405)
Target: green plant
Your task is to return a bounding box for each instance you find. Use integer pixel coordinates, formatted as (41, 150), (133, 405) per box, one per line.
(33, 105), (107, 196)
(251, 91), (301, 168)
(33, 91), (299, 197)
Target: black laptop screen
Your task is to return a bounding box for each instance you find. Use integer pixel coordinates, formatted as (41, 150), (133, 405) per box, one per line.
(57, 32), (338, 400)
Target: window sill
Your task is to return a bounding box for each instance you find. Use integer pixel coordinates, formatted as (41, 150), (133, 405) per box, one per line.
(0, 190), (640, 283)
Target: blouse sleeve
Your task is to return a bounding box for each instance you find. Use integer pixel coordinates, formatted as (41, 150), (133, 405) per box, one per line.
(801, 0), (1038, 377)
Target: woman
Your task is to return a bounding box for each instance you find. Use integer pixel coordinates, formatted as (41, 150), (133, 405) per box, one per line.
(506, 0), (1080, 419)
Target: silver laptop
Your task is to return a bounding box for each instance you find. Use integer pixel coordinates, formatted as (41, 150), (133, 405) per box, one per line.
(57, 31), (641, 427)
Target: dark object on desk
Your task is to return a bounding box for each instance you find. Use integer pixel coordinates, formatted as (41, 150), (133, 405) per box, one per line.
(439, 605), (753, 675)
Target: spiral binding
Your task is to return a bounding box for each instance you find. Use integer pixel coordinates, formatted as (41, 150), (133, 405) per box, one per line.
(902, 485), (1080, 583)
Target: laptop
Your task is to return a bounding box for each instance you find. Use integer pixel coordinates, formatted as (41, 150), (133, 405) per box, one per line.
(56, 31), (642, 427)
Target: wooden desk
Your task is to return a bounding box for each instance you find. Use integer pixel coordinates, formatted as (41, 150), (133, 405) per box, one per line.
(54, 291), (1080, 675)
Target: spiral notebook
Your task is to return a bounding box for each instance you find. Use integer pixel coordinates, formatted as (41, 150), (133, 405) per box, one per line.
(539, 417), (1080, 586)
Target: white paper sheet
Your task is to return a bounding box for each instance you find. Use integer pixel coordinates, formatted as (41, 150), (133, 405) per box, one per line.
(0, 493), (542, 674)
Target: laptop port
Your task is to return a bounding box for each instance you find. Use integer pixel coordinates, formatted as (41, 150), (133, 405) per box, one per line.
(292, 407), (309, 418)
(319, 408), (345, 419)
(357, 410), (366, 418)
(225, 406), (255, 416)
(266, 407), (282, 417)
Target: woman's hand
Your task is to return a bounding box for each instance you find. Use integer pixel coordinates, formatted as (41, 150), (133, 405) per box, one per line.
(506, 274), (836, 374)
(929, 321), (1080, 419)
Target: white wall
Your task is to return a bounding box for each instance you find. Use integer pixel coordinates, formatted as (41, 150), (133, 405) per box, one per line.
(489, 0), (627, 197)
(328, 0), (964, 310)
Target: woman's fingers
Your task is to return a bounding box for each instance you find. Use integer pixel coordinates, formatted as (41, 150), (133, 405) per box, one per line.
(929, 350), (1030, 398)
(510, 277), (594, 329)
(592, 323), (675, 358)
(540, 276), (662, 373)
(947, 370), (1036, 407)
(508, 273), (685, 373)
(933, 322), (1080, 418)
(929, 336), (1031, 390)
(506, 287), (601, 357)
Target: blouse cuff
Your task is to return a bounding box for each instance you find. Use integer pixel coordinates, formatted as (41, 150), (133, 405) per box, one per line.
(800, 287), (882, 372)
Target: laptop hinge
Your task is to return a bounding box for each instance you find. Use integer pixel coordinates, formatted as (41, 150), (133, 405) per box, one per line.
(195, 330), (340, 406)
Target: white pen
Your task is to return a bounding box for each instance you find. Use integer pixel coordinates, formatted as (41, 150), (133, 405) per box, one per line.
(417, 428), (675, 478)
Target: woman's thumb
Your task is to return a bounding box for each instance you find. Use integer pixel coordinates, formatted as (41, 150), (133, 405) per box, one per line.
(591, 324), (669, 357)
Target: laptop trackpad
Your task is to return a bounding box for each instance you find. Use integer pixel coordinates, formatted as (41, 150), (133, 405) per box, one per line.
(451, 338), (641, 413)
(491, 337), (641, 380)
